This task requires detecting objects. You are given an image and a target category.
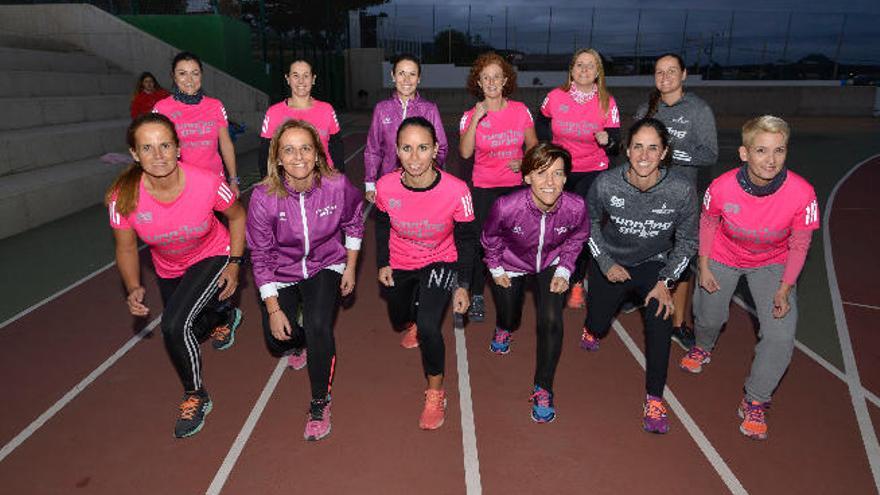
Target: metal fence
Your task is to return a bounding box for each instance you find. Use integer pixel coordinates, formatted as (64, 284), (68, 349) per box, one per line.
(363, 3), (880, 80)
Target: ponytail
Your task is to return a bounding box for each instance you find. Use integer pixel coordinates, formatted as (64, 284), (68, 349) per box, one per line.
(646, 89), (661, 118)
(105, 163), (143, 216)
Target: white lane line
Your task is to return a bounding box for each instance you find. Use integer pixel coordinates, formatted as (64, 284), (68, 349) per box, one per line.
(206, 357), (286, 495)
(0, 260), (116, 330)
(0, 317), (161, 463)
(611, 320), (748, 495)
(454, 325), (482, 495)
(843, 301), (880, 311)
(344, 143), (366, 165)
(822, 153), (880, 492)
(731, 295), (880, 409)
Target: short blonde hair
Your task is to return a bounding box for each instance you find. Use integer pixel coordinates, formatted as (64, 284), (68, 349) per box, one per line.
(262, 119), (335, 197)
(741, 115), (790, 148)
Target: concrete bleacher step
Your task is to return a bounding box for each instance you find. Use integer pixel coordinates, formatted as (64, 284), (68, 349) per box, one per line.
(0, 70), (132, 97)
(0, 118), (130, 176)
(0, 94), (130, 131)
(0, 155), (128, 240)
(0, 46), (124, 73)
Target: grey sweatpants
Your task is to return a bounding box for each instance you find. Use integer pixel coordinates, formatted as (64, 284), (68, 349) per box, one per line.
(693, 259), (797, 403)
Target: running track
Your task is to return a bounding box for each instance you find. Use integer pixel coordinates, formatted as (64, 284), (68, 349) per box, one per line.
(0, 134), (877, 494)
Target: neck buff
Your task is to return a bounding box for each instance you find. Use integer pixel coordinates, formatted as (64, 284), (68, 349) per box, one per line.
(172, 86), (204, 105)
(736, 165), (787, 197)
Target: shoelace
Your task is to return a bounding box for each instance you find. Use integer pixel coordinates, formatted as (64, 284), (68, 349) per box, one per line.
(425, 392), (444, 410)
(309, 400), (327, 421)
(743, 402), (766, 424)
(179, 396), (202, 420)
(687, 347), (708, 362)
(494, 329), (510, 344)
(530, 390), (551, 408)
(211, 325), (230, 341)
(644, 399), (667, 420)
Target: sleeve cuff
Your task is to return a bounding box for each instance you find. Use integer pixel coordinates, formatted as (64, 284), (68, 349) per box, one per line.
(258, 283), (278, 300)
(345, 236), (362, 250)
(489, 266), (506, 278)
(365, 182), (376, 192)
(553, 266), (571, 282)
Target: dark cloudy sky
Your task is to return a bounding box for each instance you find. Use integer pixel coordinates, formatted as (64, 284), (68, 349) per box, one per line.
(367, 1), (880, 65)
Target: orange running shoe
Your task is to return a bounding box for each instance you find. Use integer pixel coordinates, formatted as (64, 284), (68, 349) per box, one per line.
(419, 389), (447, 430)
(400, 323), (419, 349)
(737, 398), (769, 440)
(679, 346), (711, 374)
(567, 282), (586, 309)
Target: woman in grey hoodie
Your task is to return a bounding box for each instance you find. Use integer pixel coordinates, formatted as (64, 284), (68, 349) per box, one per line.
(635, 53), (718, 351)
(581, 118), (698, 434)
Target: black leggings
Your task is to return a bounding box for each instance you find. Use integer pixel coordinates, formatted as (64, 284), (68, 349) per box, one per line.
(260, 269), (341, 401)
(385, 262), (457, 377)
(491, 267), (566, 392)
(471, 185), (520, 296)
(585, 260), (672, 397)
(565, 171), (601, 284)
(157, 255), (231, 393)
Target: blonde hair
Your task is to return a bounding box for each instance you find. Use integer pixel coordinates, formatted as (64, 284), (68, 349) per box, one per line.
(562, 48), (611, 116)
(741, 115), (790, 148)
(261, 119), (336, 197)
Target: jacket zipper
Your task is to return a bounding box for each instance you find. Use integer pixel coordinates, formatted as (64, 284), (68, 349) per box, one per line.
(536, 213), (546, 272)
(298, 192), (310, 278)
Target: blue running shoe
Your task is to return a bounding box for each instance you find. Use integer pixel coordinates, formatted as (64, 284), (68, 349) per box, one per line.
(211, 308), (242, 351)
(530, 386), (556, 423)
(490, 328), (511, 354)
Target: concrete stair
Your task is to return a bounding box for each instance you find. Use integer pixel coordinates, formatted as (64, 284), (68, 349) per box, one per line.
(0, 39), (131, 239)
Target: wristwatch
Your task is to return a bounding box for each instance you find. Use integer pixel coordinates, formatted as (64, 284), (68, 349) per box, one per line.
(659, 277), (675, 289)
(228, 256), (245, 265)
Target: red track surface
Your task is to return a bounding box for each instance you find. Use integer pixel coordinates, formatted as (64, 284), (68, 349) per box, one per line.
(0, 137), (876, 494)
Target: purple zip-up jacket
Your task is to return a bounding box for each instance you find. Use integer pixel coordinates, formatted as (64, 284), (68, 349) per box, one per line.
(481, 188), (589, 280)
(363, 92), (448, 189)
(246, 173), (364, 298)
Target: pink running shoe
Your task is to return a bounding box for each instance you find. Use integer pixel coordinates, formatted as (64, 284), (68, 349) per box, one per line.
(400, 323), (419, 349)
(580, 327), (600, 351)
(642, 395), (670, 434)
(419, 389), (447, 430)
(304, 398), (331, 441)
(287, 348), (307, 371)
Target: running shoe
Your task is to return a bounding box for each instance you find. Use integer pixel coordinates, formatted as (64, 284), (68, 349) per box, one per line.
(211, 307), (242, 351)
(566, 282), (586, 309)
(671, 324), (696, 351)
(530, 385), (556, 423)
(737, 398), (769, 440)
(419, 389), (447, 430)
(468, 295), (486, 322)
(580, 327), (600, 351)
(304, 398), (332, 441)
(642, 395), (670, 434)
(679, 346), (711, 374)
(174, 392), (213, 438)
(287, 348), (307, 371)
(490, 328), (511, 355)
(400, 323), (419, 349)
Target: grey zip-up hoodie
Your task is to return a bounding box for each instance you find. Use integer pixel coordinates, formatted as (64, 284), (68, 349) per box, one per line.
(635, 92), (718, 168)
(587, 165), (698, 280)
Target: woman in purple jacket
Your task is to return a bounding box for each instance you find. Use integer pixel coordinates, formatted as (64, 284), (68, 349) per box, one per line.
(481, 142), (589, 423)
(363, 53), (448, 203)
(247, 119), (364, 441)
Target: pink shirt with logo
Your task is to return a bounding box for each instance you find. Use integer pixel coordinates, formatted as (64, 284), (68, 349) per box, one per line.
(109, 162), (235, 279)
(375, 170), (475, 270)
(702, 168), (819, 268)
(153, 96), (228, 175)
(260, 99), (341, 168)
(540, 87), (620, 173)
(459, 100), (534, 188)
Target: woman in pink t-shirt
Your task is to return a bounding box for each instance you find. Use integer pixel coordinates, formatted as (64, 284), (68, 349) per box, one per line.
(540, 48), (620, 310)
(106, 113), (246, 439)
(459, 52), (538, 322)
(680, 116), (819, 441)
(376, 117), (475, 431)
(153, 52), (240, 197)
(258, 58), (343, 177)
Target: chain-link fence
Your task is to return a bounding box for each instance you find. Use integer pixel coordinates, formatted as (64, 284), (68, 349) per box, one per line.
(362, 3), (880, 81)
